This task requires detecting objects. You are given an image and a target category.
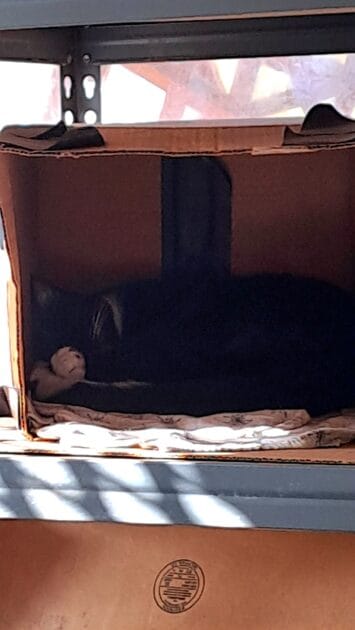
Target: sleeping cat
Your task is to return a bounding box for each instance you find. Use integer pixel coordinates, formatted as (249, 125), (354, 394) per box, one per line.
(31, 273), (355, 416)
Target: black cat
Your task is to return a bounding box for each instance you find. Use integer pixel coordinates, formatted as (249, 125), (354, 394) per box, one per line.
(31, 273), (355, 416)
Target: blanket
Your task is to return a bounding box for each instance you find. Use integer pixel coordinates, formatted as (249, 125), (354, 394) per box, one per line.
(28, 398), (355, 453)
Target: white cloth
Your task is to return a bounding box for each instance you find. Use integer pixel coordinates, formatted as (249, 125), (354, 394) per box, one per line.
(28, 398), (355, 453)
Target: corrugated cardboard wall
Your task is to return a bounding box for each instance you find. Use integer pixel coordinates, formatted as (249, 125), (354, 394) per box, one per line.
(0, 150), (355, 627)
(0, 521), (355, 630)
(36, 155), (162, 291)
(3, 148), (354, 380)
(35, 150), (354, 293)
(0, 153), (38, 379)
(225, 149), (354, 289)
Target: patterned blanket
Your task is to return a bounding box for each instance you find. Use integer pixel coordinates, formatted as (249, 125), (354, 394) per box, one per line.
(28, 398), (355, 453)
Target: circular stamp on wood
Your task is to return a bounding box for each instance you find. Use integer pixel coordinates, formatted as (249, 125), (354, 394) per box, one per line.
(153, 559), (205, 614)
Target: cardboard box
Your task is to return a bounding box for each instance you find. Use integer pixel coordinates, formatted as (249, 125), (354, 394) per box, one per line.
(1, 110), (355, 463)
(0, 521), (355, 629)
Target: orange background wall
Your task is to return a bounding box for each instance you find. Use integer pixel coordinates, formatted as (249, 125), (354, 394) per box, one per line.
(0, 521), (354, 629)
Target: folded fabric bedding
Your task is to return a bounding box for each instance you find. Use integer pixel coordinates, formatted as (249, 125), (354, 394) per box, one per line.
(28, 398), (355, 453)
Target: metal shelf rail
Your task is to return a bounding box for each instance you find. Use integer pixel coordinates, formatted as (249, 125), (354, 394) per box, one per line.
(0, 14), (355, 121)
(0, 0), (355, 30)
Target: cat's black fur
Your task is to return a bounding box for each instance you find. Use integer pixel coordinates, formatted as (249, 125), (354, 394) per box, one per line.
(31, 273), (355, 416)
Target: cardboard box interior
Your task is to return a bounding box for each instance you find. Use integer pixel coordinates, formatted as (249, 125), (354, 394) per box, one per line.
(1, 123), (354, 463)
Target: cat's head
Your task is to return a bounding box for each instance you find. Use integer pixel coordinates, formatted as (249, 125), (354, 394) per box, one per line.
(32, 279), (68, 312)
(31, 279), (94, 362)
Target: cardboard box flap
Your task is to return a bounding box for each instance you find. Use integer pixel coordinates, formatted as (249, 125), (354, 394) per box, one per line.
(0, 123), (285, 156)
(99, 125), (286, 155)
(0, 122), (104, 152)
(1, 104), (355, 157)
(285, 104), (355, 146)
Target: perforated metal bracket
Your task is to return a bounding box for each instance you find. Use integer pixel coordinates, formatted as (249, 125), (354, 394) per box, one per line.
(60, 50), (101, 124)
(0, 27), (101, 124)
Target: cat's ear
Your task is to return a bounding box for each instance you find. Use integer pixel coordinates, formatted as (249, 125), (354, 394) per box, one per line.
(31, 278), (62, 308)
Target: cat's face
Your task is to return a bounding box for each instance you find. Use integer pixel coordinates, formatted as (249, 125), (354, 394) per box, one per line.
(31, 279), (94, 362)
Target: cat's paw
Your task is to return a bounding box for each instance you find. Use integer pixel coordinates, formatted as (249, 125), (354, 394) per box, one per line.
(50, 347), (86, 382)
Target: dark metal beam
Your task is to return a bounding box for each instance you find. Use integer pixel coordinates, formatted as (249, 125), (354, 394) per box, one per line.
(83, 15), (355, 64)
(0, 14), (355, 68)
(0, 28), (74, 64)
(0, 0), (355, 30)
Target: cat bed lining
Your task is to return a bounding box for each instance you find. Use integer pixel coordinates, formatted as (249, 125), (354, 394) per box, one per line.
(29, 398), (355, 454)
